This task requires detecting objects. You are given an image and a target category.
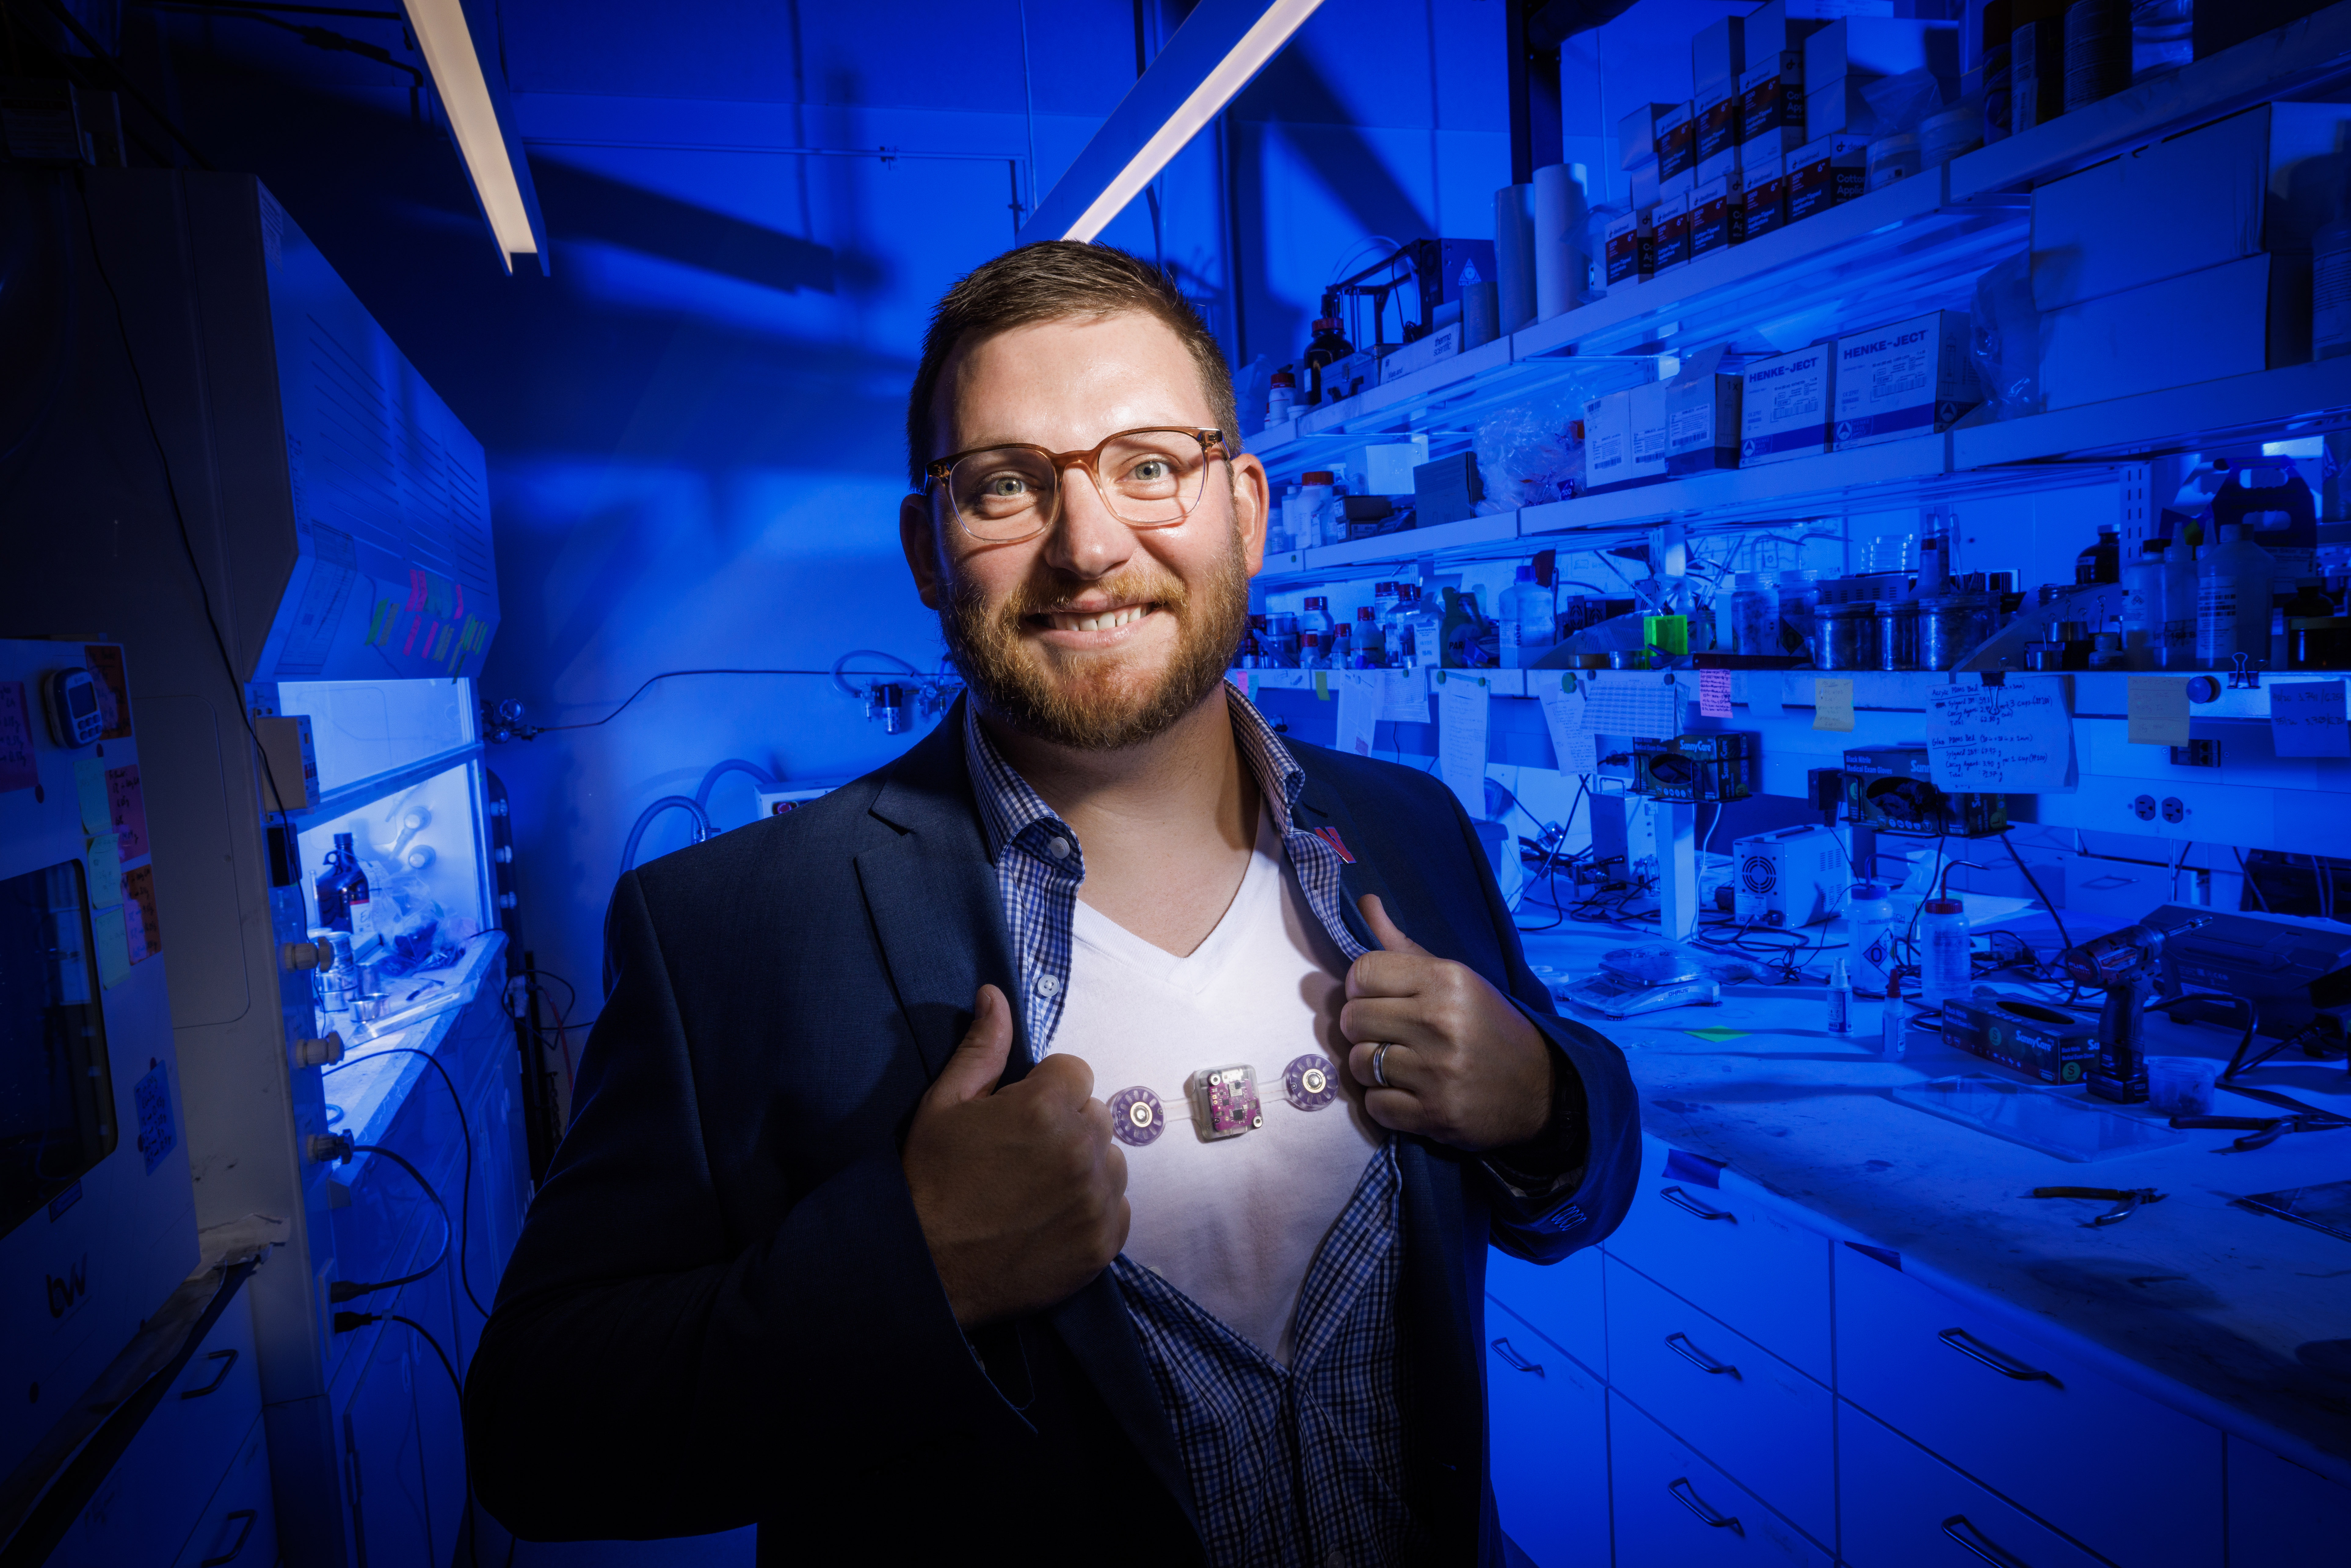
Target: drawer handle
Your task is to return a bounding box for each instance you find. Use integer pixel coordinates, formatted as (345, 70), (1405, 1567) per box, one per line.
(1941, 1514), (2034, 1568)
(181, 1348), (238, 1399)
(1938, 1328), (2063, 1388)
(1665, 1332), (1741, 1380)
(1659, 1186), (1735, 1223)
(200, 1510), (258, 1566)
(1490, 1337), (1545, 1377)
(1668, 1477), (1744, 1537)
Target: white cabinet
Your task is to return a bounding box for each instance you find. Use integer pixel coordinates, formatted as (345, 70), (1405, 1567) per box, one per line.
(2225, 1436), (2351, 1568)
(1834, 1243), (2223, 1568)
(1603, 1258), (1834, 1547)
(1486, 1301), (1611, 1568)
(1488, 1241), (1606, 1375)
(173, 1415), (275, 1568)
(1840, 1402), (2110, 1568)
(1608, 1393), (1830, 1568)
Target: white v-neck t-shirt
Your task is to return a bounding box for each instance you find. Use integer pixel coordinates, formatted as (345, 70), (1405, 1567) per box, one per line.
(1054, 809), (1383, 1364)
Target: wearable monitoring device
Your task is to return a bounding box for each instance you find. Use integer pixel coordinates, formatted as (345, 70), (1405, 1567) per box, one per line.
(44, 668), (103, 748)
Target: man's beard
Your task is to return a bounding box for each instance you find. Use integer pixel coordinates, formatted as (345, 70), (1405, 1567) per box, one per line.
(940, 525), (1252, 752)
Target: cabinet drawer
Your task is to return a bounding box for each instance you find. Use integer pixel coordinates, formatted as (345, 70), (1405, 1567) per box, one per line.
(1485, 1308), (1610, 1568)
(1609, 1392), (1829, 1568)
(1488, 1241), (1605, 1374)
(173, 1415), (274, 1568)
(2226, 1436), (2351, 1568)
(1604, 1258), (1833, 1545)
(1840, 1402), (2109, 1568)
(1834, 1245), (2221, 1568)
(1599, 1152), (1832, 1381)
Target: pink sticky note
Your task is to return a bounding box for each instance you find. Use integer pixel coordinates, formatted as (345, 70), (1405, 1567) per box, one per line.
(107, 765), (150, 860)
(1699, 667), (1733, 719)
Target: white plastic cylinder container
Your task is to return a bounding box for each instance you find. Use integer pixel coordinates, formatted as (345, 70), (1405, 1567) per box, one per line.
(1848, 882), (1899, 997)
(1297, 472), (1336, 552)
(2160, 532), (2199, 669)
(2120, 539), (2167, 667)
(1531, 162), (1591, 322)
(2196, 522), (2276, 668)
(1498, 564), (1555, 668)
(1918, 897), (1972, 1007)
(1493, 183), (1538, 335)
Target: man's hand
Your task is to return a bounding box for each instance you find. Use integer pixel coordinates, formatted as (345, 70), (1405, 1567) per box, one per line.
(902, 985), (1130, 1327)
(1340, 895), (1554, 1152)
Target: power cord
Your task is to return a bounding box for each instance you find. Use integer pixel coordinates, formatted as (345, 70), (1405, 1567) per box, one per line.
(323, 1143), (449, 1302)
(329, 1310), (481, 1568)
(324, 1047), (491, 1319)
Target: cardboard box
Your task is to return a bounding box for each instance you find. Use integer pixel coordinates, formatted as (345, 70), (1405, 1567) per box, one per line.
(1604, 208), (1653, 287)
(1697, 146), (1739, 189)
(1617, 103), (1677, 169)
(1831, 309), (1981, 448)
(1744, 151), (1789, 239)
(1657, 102), (1696, 180)
(1379, 322), (1462, 386)
(2040, 252), (2311, 410)
(1788, 133), (1868, 222)
(1746, 0), (1892, 60)
(1584, 382), (1672, 491)
(1651, 193), (1692, 274)
(2030, 102), (2351, 313)
(1630, 160), (1661, 210)
(1740, 345), (1831, 465)
(1413, 452), (1483, 525)
(1693, 14), (1746, 92)
(1661, 165), (1697, 203)
(1362, 437), (1432, 495)
(1696, 82), (1744, 165)
(1666, 347), (1742, 475)
(1803, 16), (1958, 84)
(1690, 174), (1743, 259)
(1630, 380), (1670, 479)
(1939, 996), (2098, 1086)
(1740, 52), (1808, 152)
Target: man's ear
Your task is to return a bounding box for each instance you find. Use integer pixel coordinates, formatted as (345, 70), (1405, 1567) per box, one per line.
(1231, 452), (1270, 577)
(900, 492), (947, 610)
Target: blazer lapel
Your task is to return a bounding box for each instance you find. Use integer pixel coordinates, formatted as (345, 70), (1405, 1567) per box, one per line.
(1289, 766), (1401, 952)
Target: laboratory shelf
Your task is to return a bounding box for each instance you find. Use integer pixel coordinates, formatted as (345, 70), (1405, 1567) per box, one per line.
(1948, 0), (2351, 200)
(1951, 356), (2351, 468)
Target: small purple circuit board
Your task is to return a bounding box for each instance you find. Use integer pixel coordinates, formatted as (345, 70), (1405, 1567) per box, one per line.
(1109, 1086), (1166, 1147)
(1283, 1054), (1339, 1112)
(1186, 1064), (1263, 1142)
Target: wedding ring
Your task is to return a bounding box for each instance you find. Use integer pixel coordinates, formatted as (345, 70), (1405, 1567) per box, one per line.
(1370, 1042), (1394, 1089)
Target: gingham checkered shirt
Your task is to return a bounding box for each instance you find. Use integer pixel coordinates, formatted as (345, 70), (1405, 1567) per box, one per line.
(963, 688), (1412, 1566)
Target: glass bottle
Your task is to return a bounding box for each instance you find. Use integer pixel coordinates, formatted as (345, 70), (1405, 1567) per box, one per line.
(2074, 518), (2120, 585)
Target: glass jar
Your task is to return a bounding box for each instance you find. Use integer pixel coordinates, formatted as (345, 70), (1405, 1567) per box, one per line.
(1815, 601), (1877, 670)
(1776, 568), (1822, 658)
(1728, 572), (1779, 656)
(1917, 592), (1992, 670)
(1876, 598), (1921, 671)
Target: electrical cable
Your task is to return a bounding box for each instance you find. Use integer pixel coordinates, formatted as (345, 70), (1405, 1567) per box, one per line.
(326, 1144), (449, 1301)
(73, 179), (298, 837)
(522, 666), (954, 735)
(2000, 830), (2072, 962)
(329, 1311), (480, 1568)
(2235, 847), (2270, 913)
(327, 1048), (490, 1319)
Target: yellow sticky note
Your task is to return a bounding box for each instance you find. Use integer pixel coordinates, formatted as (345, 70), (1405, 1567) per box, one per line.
(74, 757), (110, 836)
(1813, 678), (1855, 732)
(93, 913), (131, 990)
(1685, 1027), (1748, 1043)
(1314, 669), (1330, 699)
(86, 835), (123, 908)
(2127, 677), (2191, 746)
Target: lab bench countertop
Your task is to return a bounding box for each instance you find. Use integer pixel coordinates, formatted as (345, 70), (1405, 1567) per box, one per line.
(1523, 922), (2351, 1485)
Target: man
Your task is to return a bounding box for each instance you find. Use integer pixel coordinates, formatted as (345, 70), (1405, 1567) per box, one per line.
(468, 242), (1638, 1566)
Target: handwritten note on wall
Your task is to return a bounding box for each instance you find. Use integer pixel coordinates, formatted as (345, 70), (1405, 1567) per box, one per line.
(1926, 678), (2073, 791)
(1535, 678), (1599, 775)
(1334, 672), (1380, 757)
(2271, 680), (2350, 758)
(1698, 667), (1733, 718)
(1437, 675), (1492, 817)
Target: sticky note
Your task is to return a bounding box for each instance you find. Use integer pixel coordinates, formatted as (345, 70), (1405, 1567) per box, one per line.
(2272, 679), (2350, 758)
(1585, 677), (1684, 738)
(106, 765), (149, 860)
(93, 913), (131, 990)
(1699, 667), (1733, 718)
(121, 865), (161, 964)
(1537, 677), (1600, 775)
(2127, 677), (2191, 746)
(1685, 1027), (1748, 1043)
(86, 836), (123, 906)
(74, 757), (110, 836)
(1314, 669), (1330, 699)
(1924, 677), (2072, 791)
(1335, 672), (1379, 757)
(1812, 678), (1855, 731)
(0, 681), (35, 794)
(1438, 675), (1492, 817)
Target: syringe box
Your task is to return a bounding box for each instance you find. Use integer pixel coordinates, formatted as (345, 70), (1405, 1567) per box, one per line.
(1831, 309), (1982, 450)
(1739, 345), (1831, 465)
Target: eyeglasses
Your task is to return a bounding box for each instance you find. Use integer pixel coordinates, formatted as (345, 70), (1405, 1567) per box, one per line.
(925, 426), (1229, 543)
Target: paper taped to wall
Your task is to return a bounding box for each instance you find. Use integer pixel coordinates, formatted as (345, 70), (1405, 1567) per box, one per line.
(1335, 672), (1380, 757)
(1438, 674), (1491, 816)
(1535, 677), (1599, 774)
(1926, 678), (2072, 791)
(2271, 679), (2350, 757)
(1583, 677), (1683, 738)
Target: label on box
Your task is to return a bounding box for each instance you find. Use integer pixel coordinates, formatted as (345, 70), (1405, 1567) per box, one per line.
(1744, 155), (1788, 239)
(1605, 209), (1652, 285)
(1630, 381), (1670, 473)
(1832, 309), (1980, 448)
(1380, 321), (1463, 385)
(1658, 102), (1696, 179)
(1740, 52), (1804, 145)
(1691, 177), (1737, 258)
(1652, 194), (1691, 272)
(1740, 347), (1830, 463)
(1697, 83), (1743, 162)
(1786, 134), (1866, 222)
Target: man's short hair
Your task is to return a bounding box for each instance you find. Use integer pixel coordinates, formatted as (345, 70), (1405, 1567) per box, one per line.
(905, 241), (1238, 489)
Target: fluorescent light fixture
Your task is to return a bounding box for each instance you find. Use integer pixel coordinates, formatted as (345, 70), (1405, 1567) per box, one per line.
(402, 0), (550, 273)
(1026, 0), (1326, 244)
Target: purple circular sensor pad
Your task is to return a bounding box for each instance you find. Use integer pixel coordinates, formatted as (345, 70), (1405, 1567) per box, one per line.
(1109, 1086), (1166, 1147)
(1284, 1055), (1339, 1112)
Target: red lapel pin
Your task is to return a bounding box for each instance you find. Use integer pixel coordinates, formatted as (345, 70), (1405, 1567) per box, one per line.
(1311, 825), (1356, 864)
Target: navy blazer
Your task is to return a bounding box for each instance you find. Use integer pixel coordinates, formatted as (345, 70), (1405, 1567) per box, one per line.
(467, 701), (1639, 1565)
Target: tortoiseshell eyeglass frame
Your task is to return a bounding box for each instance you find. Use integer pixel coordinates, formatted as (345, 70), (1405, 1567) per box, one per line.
(923, 426), (1231, 544)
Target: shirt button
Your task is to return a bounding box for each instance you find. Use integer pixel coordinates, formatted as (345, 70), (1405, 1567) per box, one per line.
(1045, 837), (1072, 860)
(1035, 973), (1061, 997)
